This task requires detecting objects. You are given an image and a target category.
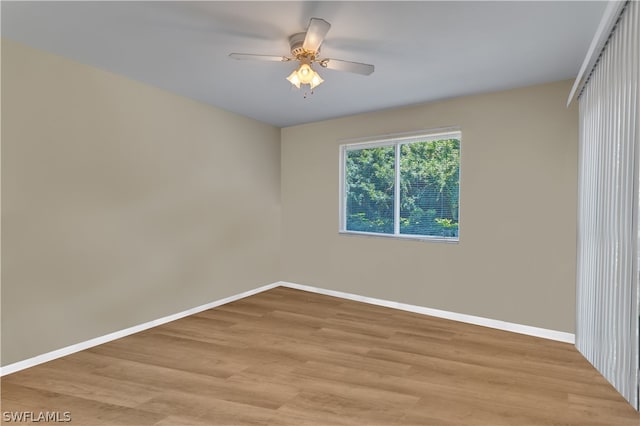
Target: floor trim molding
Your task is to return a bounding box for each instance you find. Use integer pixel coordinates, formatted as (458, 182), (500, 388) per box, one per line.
(1, 280), (575, 376)
(279, 281), (576, 344)
(0, 282), (280, 377)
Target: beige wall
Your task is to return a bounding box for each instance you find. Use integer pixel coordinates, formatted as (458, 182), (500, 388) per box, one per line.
(1, 40), (281, 365)
(1, 38), (578, 366)
(281, 80), (578, 333)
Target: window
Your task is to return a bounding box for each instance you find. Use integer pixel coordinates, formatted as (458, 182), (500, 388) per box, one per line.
(340, 129), (461, 241)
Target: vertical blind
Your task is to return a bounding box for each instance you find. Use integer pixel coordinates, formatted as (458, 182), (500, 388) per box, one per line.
(576, 0), (639, 410)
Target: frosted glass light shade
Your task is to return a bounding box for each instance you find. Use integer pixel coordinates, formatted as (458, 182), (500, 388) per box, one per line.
(286, 63), (324, 90)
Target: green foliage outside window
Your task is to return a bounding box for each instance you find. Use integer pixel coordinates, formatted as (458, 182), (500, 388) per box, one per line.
(345, 146), (395, 234)
(345, 138), (460, 238)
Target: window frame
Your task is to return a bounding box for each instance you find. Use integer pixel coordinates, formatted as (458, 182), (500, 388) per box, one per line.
(339, 128), (462, 243)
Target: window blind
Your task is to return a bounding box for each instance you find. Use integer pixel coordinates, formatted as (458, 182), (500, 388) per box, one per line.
(576, 0), (639, 410)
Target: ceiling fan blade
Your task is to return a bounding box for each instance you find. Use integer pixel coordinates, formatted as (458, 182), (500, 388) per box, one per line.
(229, 53), (290, 62)
(303, 18), (331, 52)
(320, 59), (375, 75)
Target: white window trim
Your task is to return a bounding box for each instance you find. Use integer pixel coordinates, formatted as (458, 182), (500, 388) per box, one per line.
(339, 127), (461, 243)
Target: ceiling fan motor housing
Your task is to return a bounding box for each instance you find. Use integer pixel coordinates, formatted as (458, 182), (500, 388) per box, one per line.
(289, 32), (318, 58)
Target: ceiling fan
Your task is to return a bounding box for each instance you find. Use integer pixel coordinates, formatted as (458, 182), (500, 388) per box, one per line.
(229, 18), (375, 93)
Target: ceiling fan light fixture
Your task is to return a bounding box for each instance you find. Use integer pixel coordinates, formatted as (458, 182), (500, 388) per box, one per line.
(286, 61), (324, 90)
(310, 73), (324, 90)
(286, 69), (301, 88)
(297, 63), (314, 84)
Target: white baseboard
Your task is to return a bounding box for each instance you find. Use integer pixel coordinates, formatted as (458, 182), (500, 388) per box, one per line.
(1, 280), (575, 376)
(0, 282), (281, 376)
(278, 281), (576, 344)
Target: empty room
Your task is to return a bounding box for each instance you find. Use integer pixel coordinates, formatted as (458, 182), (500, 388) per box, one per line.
(1, 1), (639, 425)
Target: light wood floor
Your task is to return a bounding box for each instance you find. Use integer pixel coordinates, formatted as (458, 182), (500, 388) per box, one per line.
(2, 287), (639, 425)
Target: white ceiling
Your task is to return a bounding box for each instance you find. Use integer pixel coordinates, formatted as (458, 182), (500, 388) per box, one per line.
(2, 1), (606, 127)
